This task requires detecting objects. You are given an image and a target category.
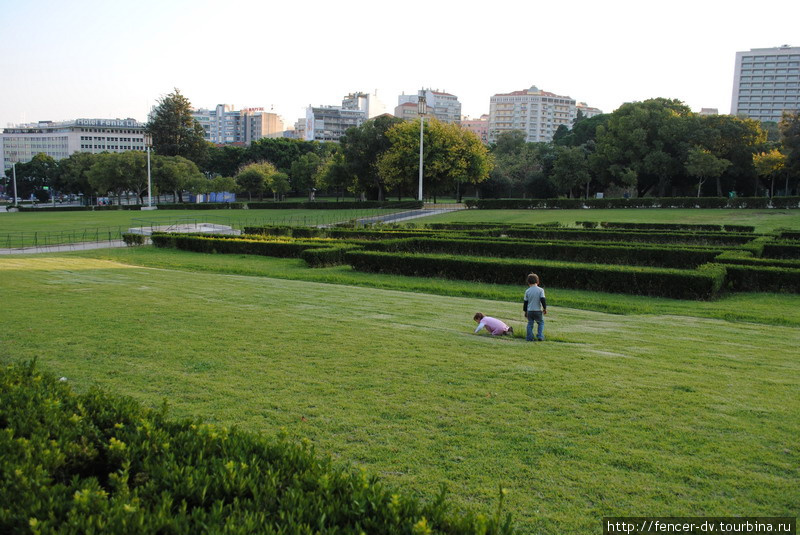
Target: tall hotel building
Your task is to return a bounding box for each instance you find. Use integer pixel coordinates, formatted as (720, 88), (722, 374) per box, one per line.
(489, 86), (582, 143)
(396, 89), (462, 124)
(731, 45), (800, 122)
(2, 118), (145, 174)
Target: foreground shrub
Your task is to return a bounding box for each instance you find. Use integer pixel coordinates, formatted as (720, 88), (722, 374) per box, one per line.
(0, 362), (514, 534)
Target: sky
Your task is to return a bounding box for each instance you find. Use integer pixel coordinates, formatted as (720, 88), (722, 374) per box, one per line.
(1, 0), (798, 128)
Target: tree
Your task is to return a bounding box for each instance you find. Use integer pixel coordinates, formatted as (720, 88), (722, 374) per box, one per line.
(146, 88), (208, 164)
(87, 152), (146, 204)
(54, 152), (98, 202)
(245, 138), (315, 174)
(685, 147), (732, 198)
(780, 111), (800, 195)
(290, 153), (322, 201)
(339, 115), (403, 200)
(318, 151), (354, 201)
(377, 119), (492, 202)
(592, 98), (694, 196)
(269, 172), (290, 201)
(12, 153), (58, 201)
(692, 114), (765, 196)
(205, 145), (247, 178)
(236, 161), (276, 201)
(550, 146), (592, 198)
(153, 155), (204, 203)
(753, 149), (786, 198)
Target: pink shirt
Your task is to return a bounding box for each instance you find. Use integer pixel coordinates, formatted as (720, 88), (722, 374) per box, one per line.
(475, 316), (510, 335)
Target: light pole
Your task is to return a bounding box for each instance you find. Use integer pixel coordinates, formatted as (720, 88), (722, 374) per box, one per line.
(141, 134), (156, 210)
(418, 92), (426, 202)
(12, 162), (18, 208)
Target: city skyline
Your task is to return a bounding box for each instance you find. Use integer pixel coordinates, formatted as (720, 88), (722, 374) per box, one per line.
(1, 0), (799, 129)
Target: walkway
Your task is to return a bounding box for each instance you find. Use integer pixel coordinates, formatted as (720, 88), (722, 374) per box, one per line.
(0, 240), (128, 255)
(353, 203), (465, 225)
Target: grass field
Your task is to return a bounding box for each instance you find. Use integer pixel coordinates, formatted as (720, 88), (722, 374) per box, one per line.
(416, 208), (800, 233)
(0, 248), (797, 533)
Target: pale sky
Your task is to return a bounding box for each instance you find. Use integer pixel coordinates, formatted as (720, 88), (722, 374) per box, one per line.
(1, 0), (798, 128)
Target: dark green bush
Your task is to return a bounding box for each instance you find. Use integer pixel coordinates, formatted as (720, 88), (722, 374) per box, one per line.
(497, 228), (756, 247)
(371, 237), (721, 269)
(301, 245), (364, 267)
(600, 222), (724, 232)
(344, 251), (726, 299)
(150, 233), (329, 258)
(779, 230), (800, 240)
(576, 221), (598, 229)
(0, 362), (513, 534)
(121, 233), (146, 246)
(723, 264), (800, 293)
(761, 241), (800, 259)
(465, 197), (796, 210)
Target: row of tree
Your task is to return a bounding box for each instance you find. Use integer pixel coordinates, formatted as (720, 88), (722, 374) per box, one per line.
(487, 98), (800, 199)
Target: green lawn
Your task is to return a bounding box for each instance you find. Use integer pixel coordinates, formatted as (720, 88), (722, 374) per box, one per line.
(0, 252), (797, 533)
(416, 208), (800, 233)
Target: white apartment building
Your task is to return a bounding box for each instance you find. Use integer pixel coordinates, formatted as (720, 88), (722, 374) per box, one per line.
(576, 102), (603, 119)
(396, 89), (462, 124)
(303, 106), (366, 142)
(2, 118), (145, 174)
(191, 105), (284, 145)
(731, 45), (800, 122)
(489, 86), (580, 143)
(341, 91), (386, 119)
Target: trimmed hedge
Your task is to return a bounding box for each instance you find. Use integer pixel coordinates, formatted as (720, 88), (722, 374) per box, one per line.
(151, 233), (330, 258)
(464, 197), (800, 210)
(779, 230), (800, 240)
(598, 222), (756, 233)
(344, 250), (726, 299)
(496, 228), (757, 247)
(122, 233), (146, 246)
(301, 244), (364, 267)
(245, 201), (423, 210)
(370, 237), (722, 269)
(0, 362), (513, 534)
(723, 264), (800, 293)
(761, 242), (800, 259)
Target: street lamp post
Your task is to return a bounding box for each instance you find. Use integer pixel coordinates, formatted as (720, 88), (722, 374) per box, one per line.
(418, 93), (426, 202)
(12, 162), (18, 208)
(141, 134), (156, 210)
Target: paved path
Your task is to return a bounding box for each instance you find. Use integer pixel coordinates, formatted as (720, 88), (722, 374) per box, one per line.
(353, 204), (465, 225)
(0, 240), (128, 255)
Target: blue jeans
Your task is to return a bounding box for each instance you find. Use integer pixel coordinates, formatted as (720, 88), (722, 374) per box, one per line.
(526, 311), (544, 341)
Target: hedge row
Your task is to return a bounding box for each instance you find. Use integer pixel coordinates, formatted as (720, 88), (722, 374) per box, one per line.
(593, 222), (756, 233)
(779, 231), (800, 240)
(344, 250), (726, 299)
(0, 362), (513, 534)
(301, 245), (364, 267)
(151, 233), (329, 257)
(761, 242), (800, 259)
(370, 237), (722, 269)
(245, 201), (423, 210)
(496, 228), (757, 247)
(464, 197), (800, 210)
(723, 264), (800, 293)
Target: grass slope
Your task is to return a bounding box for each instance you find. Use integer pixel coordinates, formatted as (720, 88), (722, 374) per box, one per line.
(0, 255), (797, 533)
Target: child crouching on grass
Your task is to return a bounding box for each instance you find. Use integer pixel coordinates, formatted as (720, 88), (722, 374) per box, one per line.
(473, 313), (513, 336)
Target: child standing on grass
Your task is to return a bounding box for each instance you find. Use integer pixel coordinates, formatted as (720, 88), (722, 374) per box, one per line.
(523, 273), (547, 341)
(473, 313), (513, 336)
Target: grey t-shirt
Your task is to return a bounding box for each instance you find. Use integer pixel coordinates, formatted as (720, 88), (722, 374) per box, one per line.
(524, 285), (546, 312)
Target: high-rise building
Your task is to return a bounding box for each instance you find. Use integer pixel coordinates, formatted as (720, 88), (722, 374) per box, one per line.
(461, 115), (489, 144)
(2, 118), (146, 174)
(488, 86), (583, 143)
(396, 89), (462, 124)
(303, 91), (386, 142)
(576, 102), (603, 119)
(341, 91), (386, 119)
(731, 45), (800, 122)
(191, 105), (284, 145)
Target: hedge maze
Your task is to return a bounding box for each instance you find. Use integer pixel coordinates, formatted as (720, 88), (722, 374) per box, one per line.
(145, 220), (800, 300)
